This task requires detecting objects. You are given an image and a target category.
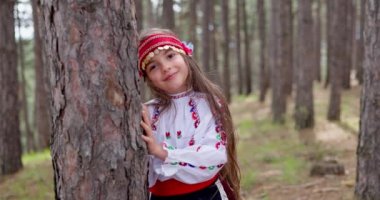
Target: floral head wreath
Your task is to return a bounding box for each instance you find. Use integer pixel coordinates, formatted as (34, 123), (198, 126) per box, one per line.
(138, 33), (193, 73)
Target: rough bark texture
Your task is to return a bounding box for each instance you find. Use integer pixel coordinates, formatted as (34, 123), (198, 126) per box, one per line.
(222, 0), (231, 102)
(202, 0), (211, 74)
(39, 1), (148, 199)
(242, 0), (252, 95)
(270, 0), (287, 123)
(258, 0), (268, 102)
(327, 0), (346, 121)
(236, 0), (243, 95)
(0, 0), (23, 176)
(162, 0), (175, 30)
(355, 0), (380, 198)
(295, 0), (314, 129)
(32, 0), (51, 150)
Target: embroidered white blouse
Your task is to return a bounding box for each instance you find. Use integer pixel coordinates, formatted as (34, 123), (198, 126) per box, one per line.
(145, 90), (228, 187)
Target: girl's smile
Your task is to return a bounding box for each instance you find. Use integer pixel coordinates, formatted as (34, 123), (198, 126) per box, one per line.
(146, 49), (189, 94)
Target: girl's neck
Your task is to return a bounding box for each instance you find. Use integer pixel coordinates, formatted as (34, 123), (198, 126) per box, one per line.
(168, 88), (193, 99)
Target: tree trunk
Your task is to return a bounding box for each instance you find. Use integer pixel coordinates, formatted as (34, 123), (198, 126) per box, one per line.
(313, 0), (322, 82)
(295, 0), (314, 129)
(242, 0), (252, 95)
(258, 0), (268, 102)
(162, 0), (175, 30)
(355, 1), (380, 199)
(32, 0), (51, 151)
(209, 0), (220, 85)
(236, 0), (244, 95)
(342, 0), (355, 89)
(0, 0), (23, 176)
(282, 0), (293, 96)
(39, 1), (148, 199)
(222, 0), (231, 102)
(189, 0), (198, 60)
(327, 0), (346, 121)
(270, 0), (287, 123)
(202, 0), (211, 75)
(355, 0), (365, 85)
(136, 0), (143, 32)
(325, 0), (332, 88)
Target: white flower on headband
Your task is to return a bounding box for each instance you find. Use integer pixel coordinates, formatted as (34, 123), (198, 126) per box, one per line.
(182, 41), (194, 52)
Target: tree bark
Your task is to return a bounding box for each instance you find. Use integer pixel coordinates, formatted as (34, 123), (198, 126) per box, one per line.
(0, 0), (23, 176)
(313, 0), (322, 82)
(270, 0), (287, 123)
(295, 0), (314, 129)
(258, 0), (268, 102)
(327, 0), (346, 121)
(342, 0), (355, 89)
(282, 0), (293, 96)
(162, 0), (175, 30)
(39, 1), (148, 199)
(222, 0), (231, 102)
(355, 0), (380, 199)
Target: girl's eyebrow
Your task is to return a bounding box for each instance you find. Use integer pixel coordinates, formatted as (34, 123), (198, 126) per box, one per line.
(147, 49), (173, 65)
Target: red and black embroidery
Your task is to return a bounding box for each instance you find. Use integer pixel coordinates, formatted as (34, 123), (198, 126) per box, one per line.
(151, 105), (160, 131)
(177, 131), (182, 139)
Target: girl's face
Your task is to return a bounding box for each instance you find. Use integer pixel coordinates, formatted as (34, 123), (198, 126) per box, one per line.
(145, 49), (189, 94)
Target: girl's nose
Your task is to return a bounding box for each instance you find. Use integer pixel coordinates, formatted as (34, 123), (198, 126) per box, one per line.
(162, 62), (172, 72)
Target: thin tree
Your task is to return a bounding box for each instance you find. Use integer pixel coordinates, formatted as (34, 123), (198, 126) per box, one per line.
(236, 0), (244, 95)
(282, 0), (293, 96)
(39, 1), (148, 199)
(313, 0), (322, 82)
(0, 0), (23, 176)
(295, 0), (314, 129)
(355, 1), (380, 199)
(202, 0), (211, 75)
(242, 0), (252, 95)
(32, 0), (51, 150)
(16, 2), (35, 152)
(136, 0), (143, 32)
(222, 0), (231, 102)
(327, 0), (346, 121)
(355, 0), (365, 85)
(270, 0), (287, 123)
(342, 0), (355, 89)
(189, 0), (198, 60)
(162, 0), (175, 30)
(258, 0), (268, 102)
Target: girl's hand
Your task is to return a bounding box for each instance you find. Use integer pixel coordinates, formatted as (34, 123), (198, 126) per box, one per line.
(140, 105), (168, 161)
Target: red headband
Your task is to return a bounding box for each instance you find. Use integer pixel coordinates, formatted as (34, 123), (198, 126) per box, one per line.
(138, 33), (193, 71)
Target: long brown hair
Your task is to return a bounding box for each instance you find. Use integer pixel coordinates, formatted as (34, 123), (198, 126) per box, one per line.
(139, 28), (241, 200)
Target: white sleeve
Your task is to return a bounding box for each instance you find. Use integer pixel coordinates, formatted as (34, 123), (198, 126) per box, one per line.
(152, 101), (227, 184)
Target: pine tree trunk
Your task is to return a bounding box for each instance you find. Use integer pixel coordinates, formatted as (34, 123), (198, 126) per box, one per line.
(39, 1), (148, 199)
(355, 0), (365, 85)
(189, 0), (198, 60)
(270, 0), (287, 123)
(202, 0), (211, 74)
(258, 0), (268, 102)
(327, 0), (346, 121)
(342, 0), (355, 89)
(0, 0), (23, 176)
(295, 0), (314, 129)
(242, 0), (252, 95)
(32, 0), (51, 150)
(236, 0), (244, 95)
(282, 0), (293, 96)
(162, 0), (175, 30)
(355, 1), (380, 199)
(136, 0), (143, 31)
(313, 0), (322, 82)
(222, 0), (231, 103)
(210, 0), (220, 85)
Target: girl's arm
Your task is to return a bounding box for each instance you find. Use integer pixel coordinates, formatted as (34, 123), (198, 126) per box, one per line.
(141, 105), (168, 161)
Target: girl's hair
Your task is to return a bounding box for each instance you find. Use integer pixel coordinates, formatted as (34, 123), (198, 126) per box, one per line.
(139, 28), (241, 200)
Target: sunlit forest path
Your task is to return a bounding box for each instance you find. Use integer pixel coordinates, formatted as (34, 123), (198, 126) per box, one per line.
(0, 83), (359, 200)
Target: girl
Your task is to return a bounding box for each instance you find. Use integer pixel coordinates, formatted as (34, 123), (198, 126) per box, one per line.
(139, 28), (240, 200)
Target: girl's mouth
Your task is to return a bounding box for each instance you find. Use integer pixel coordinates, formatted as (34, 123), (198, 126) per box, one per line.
(164, 72), (177, 81)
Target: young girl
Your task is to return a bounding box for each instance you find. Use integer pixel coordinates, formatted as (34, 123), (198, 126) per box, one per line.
(139, 28), (240, 200)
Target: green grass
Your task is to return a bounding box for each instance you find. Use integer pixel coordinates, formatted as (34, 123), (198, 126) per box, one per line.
(0, 150), (54, 200)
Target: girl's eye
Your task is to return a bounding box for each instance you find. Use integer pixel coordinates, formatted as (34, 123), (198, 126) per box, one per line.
(147, 64), (156, 72)
(167, 53), (175, 59)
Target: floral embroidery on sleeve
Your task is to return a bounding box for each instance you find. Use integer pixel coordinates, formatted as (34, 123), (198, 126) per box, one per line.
(151, 105), (161, 131)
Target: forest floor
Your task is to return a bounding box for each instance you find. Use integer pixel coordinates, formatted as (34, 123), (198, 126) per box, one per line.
(234, 83), (359, 200)
(0, 83), (360, 200)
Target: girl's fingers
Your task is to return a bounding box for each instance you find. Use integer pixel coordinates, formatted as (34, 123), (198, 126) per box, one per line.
(140, 121), (153, 137)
